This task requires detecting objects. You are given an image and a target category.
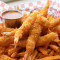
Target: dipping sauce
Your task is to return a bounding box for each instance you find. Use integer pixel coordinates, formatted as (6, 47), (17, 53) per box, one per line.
(2, 11), (21, 19)
(2, 10), (23, 28)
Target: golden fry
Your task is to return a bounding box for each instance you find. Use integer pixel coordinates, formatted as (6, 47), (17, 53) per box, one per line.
(49, 50), (54, 56)
(17, 52), (25, 57)
(50, 45), (59, 52)
(38, 48), (48, 56)
(0, 55), (16, 60)
(36, 55), (60, 60)
(30, 49), (38, 60)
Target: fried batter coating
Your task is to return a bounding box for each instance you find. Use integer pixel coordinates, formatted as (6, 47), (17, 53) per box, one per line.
(0, 36), (14, 47)
(24, 15), (42, 60)
(0, 26), (15, 35)
(2, 29), (17, 36)
(20, 14), (30, 24)
(50, 17), (60, 28)
(0, 32), (58, 48)
(14, 12), (38, 47)
(40, 0), (49, 17)
(51, 24), (60, 34)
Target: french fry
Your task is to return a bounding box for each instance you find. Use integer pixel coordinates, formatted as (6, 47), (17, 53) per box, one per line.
(38, 48), (48, 56)
(36, 53), (44, 59)
(8, 47), (20, 56)
(17, 52), (25, 57)
(36, 55), (60, 60)
(19, 58), (23, 60)
(31, 49), (38, 60)
(50, 45), (59, 52)
(11, 52), (17, 58)
(49, 50), (55, 56)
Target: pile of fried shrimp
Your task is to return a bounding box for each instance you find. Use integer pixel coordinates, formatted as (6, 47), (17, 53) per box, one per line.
(0, 0), (60, 60)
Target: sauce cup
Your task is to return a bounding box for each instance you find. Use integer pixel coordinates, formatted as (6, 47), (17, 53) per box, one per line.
(1, 10), (23, 28)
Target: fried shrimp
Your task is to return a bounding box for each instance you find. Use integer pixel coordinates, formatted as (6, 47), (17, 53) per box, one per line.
(23, 15), (42, 60)
(50, 17), (60, 28)
(14, 12), (38, 47)
(2, 29), (17, 36)
(51, 24), (60, 34)
(40, 0), (49, 17)
(0, 36), (14, 47)
(38, 16), (50, 28)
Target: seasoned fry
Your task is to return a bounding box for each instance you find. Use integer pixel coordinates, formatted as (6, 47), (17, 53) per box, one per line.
(14, 12), (38, 47)
(17, 52), (25, 57)
(49, 50), (54, 56)
(30, 49), (38, 60)
(36, 55), (60, 60)
(50, 45), (59, 52)
(38, 48), (48, 56)
(8, 47), (20, 56)
(0, 55), (16, 60)
(11, 52), (17, 58)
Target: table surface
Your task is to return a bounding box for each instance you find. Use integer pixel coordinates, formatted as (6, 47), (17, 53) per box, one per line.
(6, 0), (37, 7)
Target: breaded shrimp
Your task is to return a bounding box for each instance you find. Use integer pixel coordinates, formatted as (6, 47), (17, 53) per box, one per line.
(23, 15), (42, 60)
(50, 17), (60, 28)
(40, 0), (49, 17)
(20, 14), (30, 24)
(0, 26), (15, 33)
(0, 55), (16, 60)
(2, 29), (17, 36)
(40, 16), (50, 28)
(18, 32), (58, 48)
(0, 32), (58, 47)
(51, 24), (60, 34)
(0, 36), (14, 47)
(14, 12), (38, 47)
